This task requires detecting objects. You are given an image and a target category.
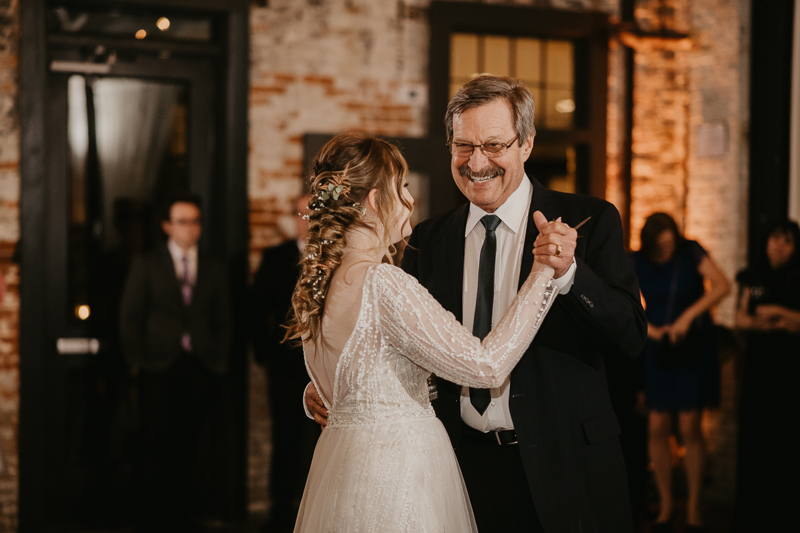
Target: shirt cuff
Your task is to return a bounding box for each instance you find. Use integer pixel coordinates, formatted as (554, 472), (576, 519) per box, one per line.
(551, 258), (577, 295)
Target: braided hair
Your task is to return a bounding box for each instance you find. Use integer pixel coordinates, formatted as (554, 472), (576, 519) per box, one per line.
(284, 132), (411, 344)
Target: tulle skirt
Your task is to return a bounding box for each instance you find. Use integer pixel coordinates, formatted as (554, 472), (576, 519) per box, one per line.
(294, 416), (477, 533)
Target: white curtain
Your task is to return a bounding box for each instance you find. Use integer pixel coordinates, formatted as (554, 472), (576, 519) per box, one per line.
(790, 0), (800, 222)
(90, 77), (184, 248)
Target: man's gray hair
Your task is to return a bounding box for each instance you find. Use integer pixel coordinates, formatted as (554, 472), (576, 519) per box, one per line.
(445, 75), (536, 146)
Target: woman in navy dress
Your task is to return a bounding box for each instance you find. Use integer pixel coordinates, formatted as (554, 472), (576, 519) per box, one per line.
(631, 213), (730, 532)
(734, 219), (800, 532)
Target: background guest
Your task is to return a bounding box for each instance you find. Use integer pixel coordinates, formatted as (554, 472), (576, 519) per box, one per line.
(734, 219), (800, 532)
(631, 212), (730, 532)
(120, 193), (231, 530)
(251, 195), (319, 532)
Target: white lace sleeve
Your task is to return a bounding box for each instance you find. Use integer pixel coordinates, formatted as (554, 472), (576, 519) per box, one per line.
(373, 264), (557, 388)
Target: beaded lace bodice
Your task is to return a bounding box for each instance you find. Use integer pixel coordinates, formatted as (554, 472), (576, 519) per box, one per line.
(304, 263), (556, 428)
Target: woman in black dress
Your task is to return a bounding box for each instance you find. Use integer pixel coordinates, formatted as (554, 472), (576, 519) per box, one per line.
(734, 219), (800, 532)
(631, 213), (730, 532)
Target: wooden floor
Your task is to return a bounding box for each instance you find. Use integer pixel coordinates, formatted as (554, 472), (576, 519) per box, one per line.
(636, 500), (735, 533)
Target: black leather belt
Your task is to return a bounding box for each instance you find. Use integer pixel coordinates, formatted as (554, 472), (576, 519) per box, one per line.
(462, 424), (518, 446)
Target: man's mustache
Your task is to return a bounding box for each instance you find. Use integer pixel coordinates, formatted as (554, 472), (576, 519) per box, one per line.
(458, 162), (505, 180)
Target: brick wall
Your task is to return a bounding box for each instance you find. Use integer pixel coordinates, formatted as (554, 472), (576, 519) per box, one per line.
(0, 0), (18, 529)
(625, 0), (749, 505)
(627, 0), (749, 327)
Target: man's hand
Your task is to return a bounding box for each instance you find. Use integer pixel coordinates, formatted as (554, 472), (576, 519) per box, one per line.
(304, 382), (328, 429)
(532, 211), (577, 279)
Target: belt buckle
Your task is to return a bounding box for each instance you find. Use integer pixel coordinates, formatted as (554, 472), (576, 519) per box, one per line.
(494, 430), (518, 446)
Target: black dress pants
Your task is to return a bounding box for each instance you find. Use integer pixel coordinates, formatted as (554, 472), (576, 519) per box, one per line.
(137, 352), (220, 529)
(458, 424), (545, 533)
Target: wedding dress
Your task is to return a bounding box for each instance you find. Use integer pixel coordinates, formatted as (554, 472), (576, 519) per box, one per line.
(294, 263), (556, 533)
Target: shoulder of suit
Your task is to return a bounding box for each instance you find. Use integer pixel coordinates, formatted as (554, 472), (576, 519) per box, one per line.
(136, 245), (169, 264)
(411, 203), (469, 243)
(547, 189), (615, 212)
(263, 239), (298, 257)
(545, 190), (621, 229)
(198, 250), (226, 267)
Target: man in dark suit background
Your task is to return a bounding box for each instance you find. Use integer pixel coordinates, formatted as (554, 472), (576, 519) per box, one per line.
(120, 193), (231, 529)
(251, 195), (318, 532)
(305, 76), (646, 532)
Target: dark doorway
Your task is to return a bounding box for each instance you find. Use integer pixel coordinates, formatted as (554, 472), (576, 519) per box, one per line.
(748, 0), (795, 266)
(20, 1), (249, 531)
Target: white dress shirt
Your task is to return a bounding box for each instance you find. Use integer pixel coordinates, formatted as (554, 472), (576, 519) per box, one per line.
(167, 239), (198, 284)
(460, 176), (576, 432)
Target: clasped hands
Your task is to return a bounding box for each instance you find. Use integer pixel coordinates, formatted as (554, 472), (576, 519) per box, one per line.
(648, 315), (693, 345)
(532, 210), (577, 279)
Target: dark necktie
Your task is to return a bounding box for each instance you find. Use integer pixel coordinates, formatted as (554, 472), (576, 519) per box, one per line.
(181, 256), (193, 352)
(181, 256), (193, 306)
(470, 214), (501, 415)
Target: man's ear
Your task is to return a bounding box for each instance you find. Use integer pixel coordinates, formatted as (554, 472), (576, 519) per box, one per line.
(520, 135), (534, 162)
(161, 220), (171, 237)
(367, 188), (380, 213)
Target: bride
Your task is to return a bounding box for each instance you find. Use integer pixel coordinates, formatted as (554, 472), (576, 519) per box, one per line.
(284, 132), (556, 532)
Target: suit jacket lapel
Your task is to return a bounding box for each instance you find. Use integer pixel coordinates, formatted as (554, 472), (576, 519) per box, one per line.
(194, 254), (208, 303)
(439, 203), (469, 323)
(158, 245), (184, 301)
(518, 178), (559, 290)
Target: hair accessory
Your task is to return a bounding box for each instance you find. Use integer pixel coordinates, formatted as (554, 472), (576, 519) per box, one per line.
(309, 172), (352, 211)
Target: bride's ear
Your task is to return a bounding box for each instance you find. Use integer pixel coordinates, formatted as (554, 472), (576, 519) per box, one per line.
(366, 188), (380, 214)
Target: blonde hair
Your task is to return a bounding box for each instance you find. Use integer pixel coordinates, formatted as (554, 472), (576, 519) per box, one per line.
(284, 132), (411, 344)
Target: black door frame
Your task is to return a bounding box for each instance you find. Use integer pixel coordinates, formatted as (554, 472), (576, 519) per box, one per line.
(748, 0), (795, 266)
(19, 0), (249, 529)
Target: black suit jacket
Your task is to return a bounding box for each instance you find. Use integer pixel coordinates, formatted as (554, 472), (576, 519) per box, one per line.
(401, 178), (646, 533)
(250, 240), (307, 383)
(120, 245), (232, 374)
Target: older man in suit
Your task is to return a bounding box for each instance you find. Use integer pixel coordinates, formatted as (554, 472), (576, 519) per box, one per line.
(120, 193), (231, 529)
(306, 76), (647, 533)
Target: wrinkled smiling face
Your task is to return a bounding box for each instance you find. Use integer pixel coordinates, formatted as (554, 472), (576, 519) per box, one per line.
(450, 99), (533, 213)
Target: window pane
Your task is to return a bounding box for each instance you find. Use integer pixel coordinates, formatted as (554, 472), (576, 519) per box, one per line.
(448, 34), (577, 131)
(451, 34), (479, 78)
(516, 38), (542, 83)
(544, 87), (575, 130)
(545, 40), (573, 87)
(527, 145), (575, 193)
(484, 36), (510, 76)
